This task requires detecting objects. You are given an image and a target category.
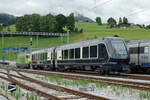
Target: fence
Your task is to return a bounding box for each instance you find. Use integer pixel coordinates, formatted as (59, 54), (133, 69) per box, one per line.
(0, 31), (67, 37)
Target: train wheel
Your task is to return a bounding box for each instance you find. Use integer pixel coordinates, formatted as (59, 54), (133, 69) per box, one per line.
(98, 68), (105, 75)
(58, 65), (65, 71)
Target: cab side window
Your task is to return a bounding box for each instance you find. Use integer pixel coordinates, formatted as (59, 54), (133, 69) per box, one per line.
(99, 44), (108, 58)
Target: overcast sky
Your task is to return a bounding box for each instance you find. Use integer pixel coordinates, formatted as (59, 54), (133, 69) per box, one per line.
(0, 0), (150, 24)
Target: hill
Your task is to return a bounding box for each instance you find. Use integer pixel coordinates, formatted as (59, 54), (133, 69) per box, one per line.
(1, 22), (150, 60)
(0, 13), (16, 26)
(74, 13), (94, 22)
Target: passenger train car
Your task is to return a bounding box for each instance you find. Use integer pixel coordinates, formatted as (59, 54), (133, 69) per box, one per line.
(31, 47), (55, 70)
(127, 40), (150, 73)
(16, 37), (130, 74)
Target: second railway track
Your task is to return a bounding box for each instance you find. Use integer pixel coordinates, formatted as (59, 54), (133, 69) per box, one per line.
(0, 67), (111, 100)
(9, 67), (150, 92)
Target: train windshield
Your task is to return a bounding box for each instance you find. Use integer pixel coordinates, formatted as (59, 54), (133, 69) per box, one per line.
(111, 40), (128, 58)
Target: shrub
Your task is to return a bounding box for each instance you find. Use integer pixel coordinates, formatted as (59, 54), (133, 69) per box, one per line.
(79, 28), (83, 33)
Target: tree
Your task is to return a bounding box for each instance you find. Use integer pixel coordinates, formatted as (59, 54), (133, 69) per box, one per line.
(30, 14), (41, 32)
(15, 13), (76, 33)
(123, 17), (128, 24)
(7, 26), (10, 31)
(40, 16), (57, 32)
(66, 13), (75, 32)
(16, 16), (24, 31)
(56, 14), (67, 32)
(107, 17), (117, 28)
(0, 24), (3, 31)
(96, 17), (102, 25)
(146, 25), (150, 29)
(118, 17), (122, 25)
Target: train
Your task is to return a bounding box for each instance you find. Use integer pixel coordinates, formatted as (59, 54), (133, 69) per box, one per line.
(16, 37), (131, 74)
(127, 40), (150, 73)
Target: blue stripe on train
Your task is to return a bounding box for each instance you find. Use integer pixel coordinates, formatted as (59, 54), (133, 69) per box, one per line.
(130, 63), (136, 66)
(130, 62), (150, 67)
(141, 62), (150, 67)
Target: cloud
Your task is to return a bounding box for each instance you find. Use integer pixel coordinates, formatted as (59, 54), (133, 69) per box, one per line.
(0, 0), (150, 24)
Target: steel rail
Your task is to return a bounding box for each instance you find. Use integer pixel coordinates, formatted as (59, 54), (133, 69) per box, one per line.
(1, 70), (111, 100)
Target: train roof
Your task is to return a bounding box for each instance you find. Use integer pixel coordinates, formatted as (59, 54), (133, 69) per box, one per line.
(23, 37), (123, 53)
(17, 52), (30, 55)
(31, 47), (55, 54)
(56, 37), (123, 50)
(126, 39), (150, 45)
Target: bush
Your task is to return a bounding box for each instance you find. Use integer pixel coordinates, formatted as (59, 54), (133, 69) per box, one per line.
(146, 25), (150, 29)
(79, 28), (83, 33)
(74, 28), (78, 32)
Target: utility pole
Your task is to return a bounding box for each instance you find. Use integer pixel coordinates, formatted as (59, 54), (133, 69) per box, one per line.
(2, 32), (4, 49)
(67, 30), (70, 44)
(36, 34), (39, 49)
(61, 33), (63, 45)
(30, 37), (32, 69)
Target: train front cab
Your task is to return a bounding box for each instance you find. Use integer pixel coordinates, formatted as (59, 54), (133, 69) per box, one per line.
(100, 38), (130, 74)
(16, 53), (31, 69)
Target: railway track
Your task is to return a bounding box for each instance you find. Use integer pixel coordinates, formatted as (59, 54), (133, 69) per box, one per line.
(9, 67), (150, 92)
(0, 68), (111, 100)
(2, 66), (150, 81)
(0, 72), (63, 100)
(70, 71), (150, 81)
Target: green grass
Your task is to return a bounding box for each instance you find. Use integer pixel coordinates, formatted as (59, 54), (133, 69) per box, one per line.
(1, 22), (150, 60)
(3, 25), (16, 32)
(76, 22), (150, 40)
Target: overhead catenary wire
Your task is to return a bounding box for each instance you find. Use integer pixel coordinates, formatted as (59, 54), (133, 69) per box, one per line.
(90, 0), (113, 10)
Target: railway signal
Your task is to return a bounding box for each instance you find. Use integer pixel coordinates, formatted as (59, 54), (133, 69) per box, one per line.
(30, 37), (33, 69)
(30, 37), (32, 46)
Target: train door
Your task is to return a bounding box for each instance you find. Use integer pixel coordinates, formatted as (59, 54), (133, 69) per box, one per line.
(57, 50), (62, 60)
(47, 51), (51, 64)
(139, 43), (150, 68)
(128, 43), (139, 66)
(52, 50), (56, 70)
(98, 44), (108, 60)
(52, 48), (57, 69)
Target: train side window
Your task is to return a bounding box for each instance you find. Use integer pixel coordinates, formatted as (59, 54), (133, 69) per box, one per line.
(42, 53), (44, 60)
(31, 55), (33, 60)
(36, 54), (37, 60)
(83, 47), (89, 58)
(129, 48), (134, 54)
(51, 53), (53, 60)
(129, 47), (138, 54)
(37, 54), (39, 60)
(69, 49), (74, 59)
(40, 53), (43, 60)
(144, 47), (149, 53)
(64, 50), (68, 59)
(99, 44), (108, 58)
(45, 53), (47, 60)
(62, 50), (64, 60)
(26, 55), (29, 58)
(75, 48), (80, 59)
(43, 53), (45, 60)
(90, 45), (97, 58)
(140, 47), (144, 54)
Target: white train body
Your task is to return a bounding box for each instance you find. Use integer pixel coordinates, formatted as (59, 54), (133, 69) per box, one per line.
(127, 40), (150, 69)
